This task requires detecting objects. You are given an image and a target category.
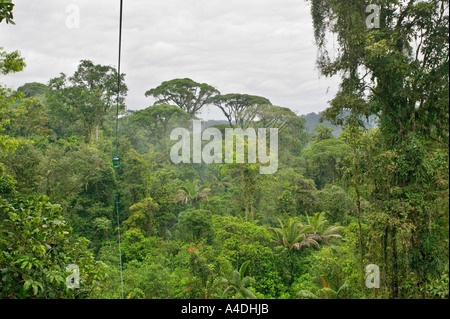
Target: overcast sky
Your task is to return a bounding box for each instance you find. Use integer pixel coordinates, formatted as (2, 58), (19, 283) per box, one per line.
(1, 0), (339, 120)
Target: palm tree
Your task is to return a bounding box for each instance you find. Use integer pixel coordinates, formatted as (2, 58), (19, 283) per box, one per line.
(175, 180), (211, 207)
(298, 277), (349, 299)
(268, 218), (319, 251)
(268, 219), (319, 285)
(219, 260), (257, 299)
(268, 216), (344, 286)
(210, 172), (232, 191)
(303, 212), (344, 244)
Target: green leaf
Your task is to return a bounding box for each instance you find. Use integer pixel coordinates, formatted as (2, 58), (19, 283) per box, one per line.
(23, 280), (31, 291)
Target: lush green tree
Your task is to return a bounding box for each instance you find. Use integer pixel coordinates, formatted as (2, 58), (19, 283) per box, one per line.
(32, 140), (117, 247)
(211, 215), (284, 297)
(361, 133), (448, 297)
(298, 279), (349, 299)
(308, 0), (448, 297)
(219, 260), (257, 299)
(253, 105), (308, 171)
(187, 248), (213, 299)
(0, 48), (24, 77)
(175, 180), (211, 208)
(121, 229), (154, 263)
(3, 97), (52, 138)
(145, 78), (219, 119)
(313, 124), (334, 142)
(39, 141), (114, 206)
(145, 167), (187, 238)
(302, 135), (350, 189)
(254, 104), (303, 133)
(289, 176), (318, 214)
(115, 140), (149, 207)
(427, 263), (449, 299)
(339, 127), (380, 266)
(309, 0), (449, 145)
(17, 82), (48, 99)
(46, 60), (127, 143)
(303, 212), (344, 245)
(315, 185), (356, 224)
(275, 174), (318, 217)
(268, 218), (318, 251)
(175, 208), (213, 243)
(122, 260), (177, 299)
(0, 196), (107, 298)
(1, 47), (25, 133)
(269, 215), (344, 288)
(1, 47), (26, 200)
(210, 94), (271, 128)
(1, 141), (41, 196)
(125, 175), (176, 236)
(124, 197), (159, 236)
(218, 128), (269, 221)
(295, 225), (365, 299)
(130, 104), (189, 153)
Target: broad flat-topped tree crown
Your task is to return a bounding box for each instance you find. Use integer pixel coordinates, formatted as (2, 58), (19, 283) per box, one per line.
(145, 78), (219, 119)
(210, 93), (272, 128)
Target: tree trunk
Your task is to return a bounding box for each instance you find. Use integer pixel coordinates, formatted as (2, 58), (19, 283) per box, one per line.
(354, 184), (365, 290)
(46, 170), (52, 197)
(388, 226), (399, 299)
(244, 201), (249, 222)
(95, 122), (100, 140)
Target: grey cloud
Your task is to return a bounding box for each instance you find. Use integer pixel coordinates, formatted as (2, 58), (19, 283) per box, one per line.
(1, 0), (339, 120)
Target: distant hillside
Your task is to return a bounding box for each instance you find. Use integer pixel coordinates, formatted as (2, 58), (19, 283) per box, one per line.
(301, 112), (344, 137)
(202, 112), (377, 137)
(301, 112), (378, 137)
(202, 120), (229, 129)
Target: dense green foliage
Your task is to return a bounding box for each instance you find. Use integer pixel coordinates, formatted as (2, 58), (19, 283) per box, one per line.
(0, 0), (448, 299)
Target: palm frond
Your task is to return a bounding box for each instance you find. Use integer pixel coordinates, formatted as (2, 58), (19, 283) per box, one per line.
(298, 290), (320, 299)
(241, 276), (256, 287)
(336, 282), (350, 297)
(221, 259), (234, 275)
(240, 287), (257, 299)
(322, 225), (344, 237)
(223, 285), (238, 297)
(239, 260), (251, 279)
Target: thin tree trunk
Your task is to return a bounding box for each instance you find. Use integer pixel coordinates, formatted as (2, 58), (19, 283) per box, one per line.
(392, 228), (399, 298)
(245, 201), (249, 222)
(354, 184), (365, 290)
(95, 122), (100, 140)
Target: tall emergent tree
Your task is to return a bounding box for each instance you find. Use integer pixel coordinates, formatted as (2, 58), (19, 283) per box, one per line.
(253, 104), (303, 133)
(130, 104), (189, 153)
(46, 60), (127, 143)
(307, 0), (449, 297)
(210, 94), (271, 128)
(310, 0), (449, 143)
(145, 78), (219, 120)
